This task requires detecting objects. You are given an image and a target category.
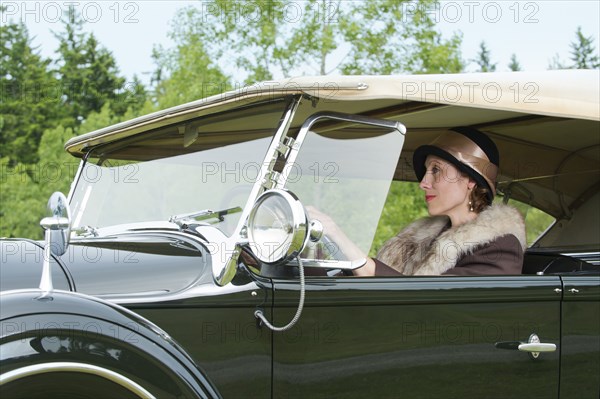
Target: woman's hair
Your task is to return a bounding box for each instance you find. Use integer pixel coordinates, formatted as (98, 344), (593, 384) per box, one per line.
(471, 184), (490, 213)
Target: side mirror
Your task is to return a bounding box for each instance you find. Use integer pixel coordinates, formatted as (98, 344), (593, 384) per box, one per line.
(247, 189), (319, 264)
(40, 192), (72, 257)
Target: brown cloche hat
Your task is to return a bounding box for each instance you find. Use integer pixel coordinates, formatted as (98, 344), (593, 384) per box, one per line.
(413, 127), (500, 204)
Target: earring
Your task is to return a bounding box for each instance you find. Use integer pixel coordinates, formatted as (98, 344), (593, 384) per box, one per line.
(468, 200), (474, 212)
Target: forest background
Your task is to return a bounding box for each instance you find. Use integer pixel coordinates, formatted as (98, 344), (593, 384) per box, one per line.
(1, 0), (599, 247)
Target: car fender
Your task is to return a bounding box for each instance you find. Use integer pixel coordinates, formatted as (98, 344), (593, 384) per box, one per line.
(0, 289), (220, 398)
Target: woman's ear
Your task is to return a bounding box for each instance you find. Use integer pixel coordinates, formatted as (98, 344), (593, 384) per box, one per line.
(467, 179), (477, 190)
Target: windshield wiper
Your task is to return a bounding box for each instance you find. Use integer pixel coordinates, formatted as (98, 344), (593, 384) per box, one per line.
(169, 207), (242, 229)
(73, 225), (99, 237)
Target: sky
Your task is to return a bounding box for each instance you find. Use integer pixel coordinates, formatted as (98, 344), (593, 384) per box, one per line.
(4, 0), (600, 85)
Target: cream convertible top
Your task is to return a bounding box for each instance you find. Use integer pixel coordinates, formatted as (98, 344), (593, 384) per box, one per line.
(66, 70), (600, 219)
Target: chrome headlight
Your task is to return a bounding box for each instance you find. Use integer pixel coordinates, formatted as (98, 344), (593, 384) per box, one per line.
(247, 189), (308, 264)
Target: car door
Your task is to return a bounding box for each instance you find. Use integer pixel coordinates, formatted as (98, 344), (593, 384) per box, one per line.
(559, 275), (600, 399)
(271, 275), (562, 399)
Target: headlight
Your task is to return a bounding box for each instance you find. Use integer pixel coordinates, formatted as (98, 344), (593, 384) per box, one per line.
(247, 189), (308, 264)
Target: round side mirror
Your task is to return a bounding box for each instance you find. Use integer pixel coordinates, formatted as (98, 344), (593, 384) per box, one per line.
(40, 192), (72, 257)
(247, 189), (309, 264)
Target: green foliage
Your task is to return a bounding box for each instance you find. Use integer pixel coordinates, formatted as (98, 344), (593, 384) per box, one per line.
(0, 3), (579, 246)
(0, 125), (76, 239)
(0, 157), (44, 239)
(0, 21), (62, 164)
(370, 182), (429, 256)
(549, 27), (599, 70)
(473, 41), (497, 72)
(501, 199), (555, 245)
(151, 33), (230, 109)
(408, 29), (464, 74)
(164, 0), (464, 81)
(508, 54), (522, 71)
(54, 7), (143, 126)
(0, 7), (150, 239)
(569, 26), (600, 69)
(341, 0), (464, 74)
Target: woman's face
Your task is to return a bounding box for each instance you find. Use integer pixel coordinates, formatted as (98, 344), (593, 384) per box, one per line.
(419, 155), (475, 224)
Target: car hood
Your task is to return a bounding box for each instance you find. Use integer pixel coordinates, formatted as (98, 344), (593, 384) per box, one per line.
(0, 232), (212, 297)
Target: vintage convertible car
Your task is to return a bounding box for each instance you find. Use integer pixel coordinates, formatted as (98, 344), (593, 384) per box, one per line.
(1, 71), (599, 398)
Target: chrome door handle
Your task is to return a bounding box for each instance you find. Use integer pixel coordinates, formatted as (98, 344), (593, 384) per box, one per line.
(495, 333), (556, 360)
(519, 334), (556, 359)
(518, 343), (557, 353)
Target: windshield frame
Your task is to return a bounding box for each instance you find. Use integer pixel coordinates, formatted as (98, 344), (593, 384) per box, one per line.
(68, 96), (303, 238)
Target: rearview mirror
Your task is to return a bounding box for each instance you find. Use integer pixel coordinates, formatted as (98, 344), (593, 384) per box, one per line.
(40, 192), (72, 257)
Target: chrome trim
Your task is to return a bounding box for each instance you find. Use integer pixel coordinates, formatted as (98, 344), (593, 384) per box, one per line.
(495, 333), (557, 360)
(271, 111), (405, 268)
(39, 192), (73, 297)
(518, 334), (557, 359)
(106, 281), (261, 305)
(518, 343), (557, 353)
(66, 159), (86, 202)
(247, 189), (308, 264)
(207, 96), (303, 285)
(38, 236), (54, 296)
(561, 251), (600, 266)
(67, 228), (262, 304)
(287, 258), (367, 270)
(235, 96), (302, 233)
(0, 362), (156, 398)
(277, 111), (406, 188)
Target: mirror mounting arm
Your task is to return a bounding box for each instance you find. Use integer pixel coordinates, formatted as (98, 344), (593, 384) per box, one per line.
(37, 192), (72, 298)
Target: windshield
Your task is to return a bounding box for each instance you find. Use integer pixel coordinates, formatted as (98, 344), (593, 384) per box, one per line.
(286, 118), (405, 259)
(70, 101), (288, 236)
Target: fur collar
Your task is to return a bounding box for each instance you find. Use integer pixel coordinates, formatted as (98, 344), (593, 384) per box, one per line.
(376, 204), (526, 275)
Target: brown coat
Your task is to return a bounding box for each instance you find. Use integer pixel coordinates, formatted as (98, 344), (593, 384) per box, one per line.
(374, 204), (526, 276)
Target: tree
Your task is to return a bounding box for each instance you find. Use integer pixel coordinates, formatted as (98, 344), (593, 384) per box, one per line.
(0, 156), (44, 238)
(371, 182), (428, 255)
(1, 7), (148, 239)
(473, 41), (497, 72)
(0, 125), (76, 239)
(508, 54), (522, 71)
(341, 0), (464, 74)
(159, 0), (464, 83)
(0, 21), (62, 164)
(54, 7), (136, 126)
(569, 26), (599, 69)
(151, 34), (229, 109)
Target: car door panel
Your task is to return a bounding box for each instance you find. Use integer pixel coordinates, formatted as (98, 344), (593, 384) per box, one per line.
(272, 276), (561, 398)
(559, 275), (600, 399)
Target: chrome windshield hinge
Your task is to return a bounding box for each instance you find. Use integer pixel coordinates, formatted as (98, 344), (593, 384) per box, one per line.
(261, 171), (281, 190)
(276, 137), (297, 159)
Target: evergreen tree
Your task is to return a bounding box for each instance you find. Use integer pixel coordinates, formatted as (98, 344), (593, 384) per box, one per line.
(508, 54), (522, 71)
(54, 7), (134, 126)
(569, 26), (600, 69)
(474, 41), (497, 72)
(0, 21), (62, 164)
(0, 125), (76, 239)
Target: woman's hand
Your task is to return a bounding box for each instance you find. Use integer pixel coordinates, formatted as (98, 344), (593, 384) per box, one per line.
(305, 206), (376, 276)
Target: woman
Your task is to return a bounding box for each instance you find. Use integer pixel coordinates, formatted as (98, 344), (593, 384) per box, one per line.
(354, 127), (526, 276)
